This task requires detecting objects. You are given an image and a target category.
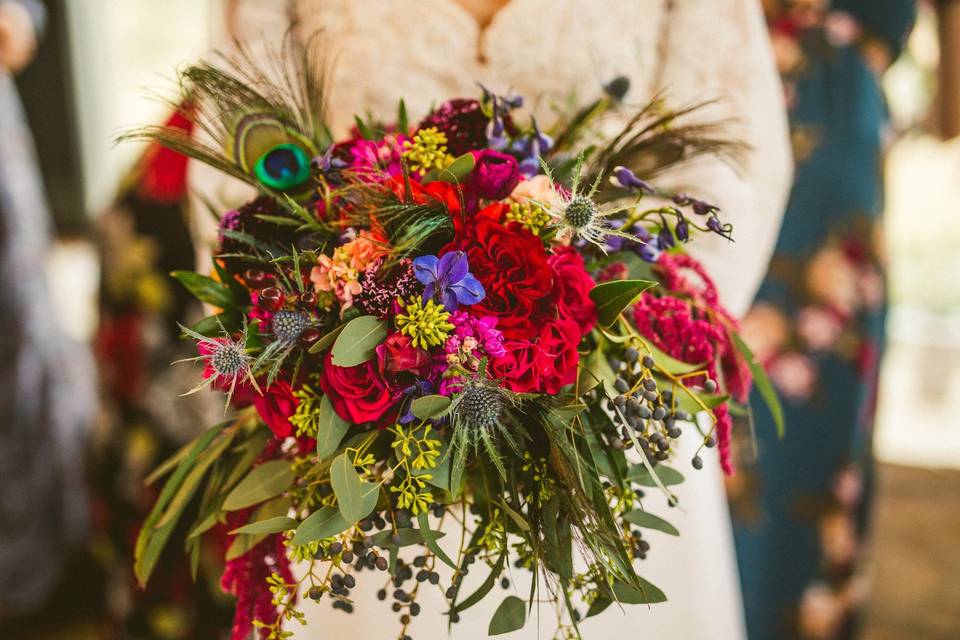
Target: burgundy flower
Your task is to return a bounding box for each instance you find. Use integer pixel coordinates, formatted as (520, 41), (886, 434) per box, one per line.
(377, 333), (433, 383)
(471, 150), (520, 201)
(418, 98), (489, 156)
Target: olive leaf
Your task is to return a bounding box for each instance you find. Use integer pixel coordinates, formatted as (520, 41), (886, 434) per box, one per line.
(171, 271), (236, 309)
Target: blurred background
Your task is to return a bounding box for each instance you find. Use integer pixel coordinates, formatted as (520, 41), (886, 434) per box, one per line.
(0, 0), (957, 638)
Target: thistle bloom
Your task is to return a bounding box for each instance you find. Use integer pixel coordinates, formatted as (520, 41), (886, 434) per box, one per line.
(413, 251), (485, 311)
(176, 323), (259, 412)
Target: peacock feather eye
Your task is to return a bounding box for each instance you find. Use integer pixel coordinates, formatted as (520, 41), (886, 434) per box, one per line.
(253, 143), (311, 191)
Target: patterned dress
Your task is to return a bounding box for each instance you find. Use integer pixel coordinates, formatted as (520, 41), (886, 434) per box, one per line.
(730, 2), (916, 639)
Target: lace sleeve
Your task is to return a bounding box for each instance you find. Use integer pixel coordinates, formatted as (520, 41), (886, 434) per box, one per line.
(655, 0), (792, 317)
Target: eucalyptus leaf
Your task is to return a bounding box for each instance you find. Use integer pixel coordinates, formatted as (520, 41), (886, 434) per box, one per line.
(226, 498), (289, 560)
(488, 596), (526, 635)
(330, 316), (387, 366)
(230, 516), (298, 535)
(369, 527), (444, 549)
(411, 394), (452, 419)
(732, 331), (785, 438)
(417, 512), (456, 568)
(308, 323), (346, 354)
(452, 552), (506, 614)
(627, 464), (684, 487)
(623, 510), (679, 536)
(330, 454), (380, 523)
(222, 460), (294, 511)
(589, 279), (657, 328)
(292, 506), (350, 544)
(315, 395), (350, 459)
(171, 271), (236, 309)
(612, 577), (667, 604)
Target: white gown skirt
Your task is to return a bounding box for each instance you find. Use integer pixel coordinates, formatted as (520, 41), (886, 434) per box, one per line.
(294, 433), (746, 639)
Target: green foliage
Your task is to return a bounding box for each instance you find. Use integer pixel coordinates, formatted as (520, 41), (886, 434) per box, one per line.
(589, 279), (657, 328)
(421, 151), (476, 185)
(488, 596), (527, 635)
(330, 454), (380, 523)
(732, 331), (785, 438)
(307, 323), (345, 354)
(292, 506), (350, 544)
(623, 510), (679, 536)
(222, 459), (294, 511)
(171, 270), (237, 309)
(410, 394), (452, 419)
(330, 315), (387, 367)
(229, 516), (299, 535)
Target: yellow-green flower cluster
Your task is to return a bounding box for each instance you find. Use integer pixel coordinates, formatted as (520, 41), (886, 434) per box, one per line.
(506, 201), (552, 236)
(289, 383), (323, 438)
(402, 126), (453, 173)
(395, 296), (454, 349)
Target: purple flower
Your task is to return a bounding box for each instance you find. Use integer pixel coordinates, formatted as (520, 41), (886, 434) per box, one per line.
(673, 193), (719, 216)
(472, 150), (520, 200)
(675, 215), (690, 242)
(413, 251), (485, 311)
(612, 166), (655, 194)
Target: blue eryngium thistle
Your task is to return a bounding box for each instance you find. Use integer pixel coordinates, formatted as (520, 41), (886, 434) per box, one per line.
(538, 155), (643, 251)
(271, 309), (310, 344)
(175, 322), (259, 412)
(449, 380), (520, 480)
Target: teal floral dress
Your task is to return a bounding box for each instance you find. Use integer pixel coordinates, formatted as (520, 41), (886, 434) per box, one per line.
(730, 1), (916, 639)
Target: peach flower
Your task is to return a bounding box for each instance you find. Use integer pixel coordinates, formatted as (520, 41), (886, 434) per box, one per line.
(310, 231), (388, 308)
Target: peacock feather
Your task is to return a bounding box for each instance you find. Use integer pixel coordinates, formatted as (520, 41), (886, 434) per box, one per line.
(118, 33), (332, 200)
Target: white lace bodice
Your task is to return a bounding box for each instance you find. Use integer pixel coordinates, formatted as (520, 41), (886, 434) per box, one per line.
(210, 0), (791, 315)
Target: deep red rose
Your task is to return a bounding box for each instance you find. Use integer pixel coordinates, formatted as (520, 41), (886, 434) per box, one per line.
(251, 380), (299, 438)
(534, 319), (582, 394)
(317, 351), (400, 424)
(377, 333), (432, 382)
(489, 339), (541, 393)
(443, 218), (555, 339)
(548, 246), (597, 335)
(470, 150), (520, 201)
(490, 319), (582, 394)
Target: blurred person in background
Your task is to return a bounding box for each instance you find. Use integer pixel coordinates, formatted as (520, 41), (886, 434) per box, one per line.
(0, 0), (95, 623)
(729, 1), (917, 639)
(88, 107), (233, 638)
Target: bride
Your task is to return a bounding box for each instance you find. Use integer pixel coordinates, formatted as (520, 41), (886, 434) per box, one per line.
(197, 1), (792, 637)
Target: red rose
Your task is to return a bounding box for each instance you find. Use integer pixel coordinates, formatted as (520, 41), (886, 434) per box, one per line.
(490, 319), (582, 394)
(377, 333), (432, 382)
(252, 380), (299, 438)
(489, 339), (540, 393)
(534, 319), (582, 394)
(548, 246), (597, 334)
(317, 351), (400, 424)
(443, 218), (555, 339)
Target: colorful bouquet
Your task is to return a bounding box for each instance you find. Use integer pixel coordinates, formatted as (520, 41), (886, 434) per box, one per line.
(131, 42), (782, 640)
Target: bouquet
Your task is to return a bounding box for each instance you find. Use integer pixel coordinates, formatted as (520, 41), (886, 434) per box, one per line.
(131, 41), (783, 640)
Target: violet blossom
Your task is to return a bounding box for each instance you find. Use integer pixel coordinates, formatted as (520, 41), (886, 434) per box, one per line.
(413, 251), (485, 311)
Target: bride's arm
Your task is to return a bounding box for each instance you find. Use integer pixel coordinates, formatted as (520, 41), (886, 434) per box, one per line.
(656, 0), (792, 317)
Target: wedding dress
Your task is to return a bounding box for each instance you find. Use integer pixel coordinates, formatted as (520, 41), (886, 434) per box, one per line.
(196, 1), (792, 637)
